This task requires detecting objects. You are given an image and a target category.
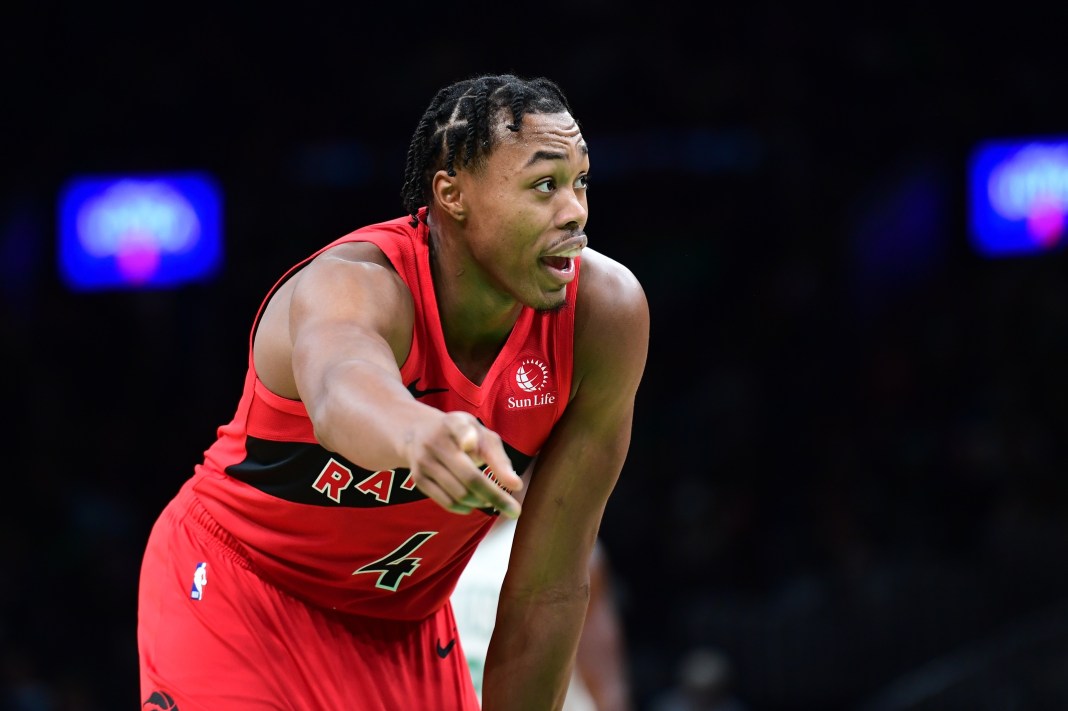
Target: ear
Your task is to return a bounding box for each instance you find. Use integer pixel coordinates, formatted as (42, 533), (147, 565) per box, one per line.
(431, 169), (466, 222)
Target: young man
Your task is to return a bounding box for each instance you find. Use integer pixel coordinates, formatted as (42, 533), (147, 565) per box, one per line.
(137, 73), (649, 711)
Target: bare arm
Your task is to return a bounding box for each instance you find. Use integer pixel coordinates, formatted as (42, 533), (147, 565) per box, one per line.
(253, 242), (522, 517)
(481, 249), (650, 711)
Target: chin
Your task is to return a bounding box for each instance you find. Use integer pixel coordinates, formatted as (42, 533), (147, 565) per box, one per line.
(532, 291), (569, 313)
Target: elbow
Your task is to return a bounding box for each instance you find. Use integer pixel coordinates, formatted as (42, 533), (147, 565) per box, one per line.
(306, 392), (364, 465)
(507, 578), (591, 609)
(306, 396), (339, 451)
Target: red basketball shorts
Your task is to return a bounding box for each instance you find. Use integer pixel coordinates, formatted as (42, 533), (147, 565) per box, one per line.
(137, 490), (480, 711)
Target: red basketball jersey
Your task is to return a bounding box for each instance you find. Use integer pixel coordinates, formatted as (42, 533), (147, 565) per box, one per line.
(189, 213), (578, 620)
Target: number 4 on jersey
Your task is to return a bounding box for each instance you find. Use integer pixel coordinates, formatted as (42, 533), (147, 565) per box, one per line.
(352, 532), (437, 591)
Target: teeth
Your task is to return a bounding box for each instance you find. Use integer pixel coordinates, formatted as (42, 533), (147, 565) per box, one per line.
(548, 247), (582, 258)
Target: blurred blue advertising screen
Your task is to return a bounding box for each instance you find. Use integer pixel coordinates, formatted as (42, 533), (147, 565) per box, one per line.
(58, 172), (222, 291)
(968, 137), (1068, 257)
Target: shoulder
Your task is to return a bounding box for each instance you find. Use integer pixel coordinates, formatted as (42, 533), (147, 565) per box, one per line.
(291, 240), (414, 325)
(574, 248), (648, 346)
(273, 240), (409, 323)
(255, 239), (415, 397)
(572, 248), (649, 392)
(310, 238), (396, 270)
(300, 213), (421, 275)
(286, 239), (407, 300)
(576, 247), (646, 320)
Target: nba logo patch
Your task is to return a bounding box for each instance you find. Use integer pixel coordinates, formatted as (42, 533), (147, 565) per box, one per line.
(190, 562), (207, 600)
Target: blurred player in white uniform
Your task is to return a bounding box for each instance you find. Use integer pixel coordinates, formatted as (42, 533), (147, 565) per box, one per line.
(452, 514), (634, 711)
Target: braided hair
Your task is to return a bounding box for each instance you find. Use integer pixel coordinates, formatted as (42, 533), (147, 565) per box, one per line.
(400, 74), (574, 226)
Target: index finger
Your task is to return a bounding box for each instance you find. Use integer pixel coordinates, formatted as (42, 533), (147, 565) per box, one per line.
(457, 427), (523, 517)
(476, 473), (522, 519)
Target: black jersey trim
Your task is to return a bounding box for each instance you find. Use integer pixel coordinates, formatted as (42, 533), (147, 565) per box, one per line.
(226, 436), (532, 508)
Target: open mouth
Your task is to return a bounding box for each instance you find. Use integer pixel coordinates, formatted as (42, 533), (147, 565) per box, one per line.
(540, 237), (585, 274)
(541, 255), (573, 272)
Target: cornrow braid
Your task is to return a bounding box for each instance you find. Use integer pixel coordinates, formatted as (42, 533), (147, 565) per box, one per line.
(400, 74), (575, 226)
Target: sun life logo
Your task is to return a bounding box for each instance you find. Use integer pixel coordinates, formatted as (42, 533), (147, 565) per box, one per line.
(515, 358), (549, 393)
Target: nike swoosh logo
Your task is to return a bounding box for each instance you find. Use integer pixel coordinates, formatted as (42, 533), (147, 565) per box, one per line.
(436, 638), (456, 658)
(407, 378), (448, 399)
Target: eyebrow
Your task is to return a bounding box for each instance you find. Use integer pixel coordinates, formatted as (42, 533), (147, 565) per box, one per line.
(523, 143), (589, 168)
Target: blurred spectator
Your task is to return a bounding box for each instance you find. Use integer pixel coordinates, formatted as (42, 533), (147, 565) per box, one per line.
(651, 647), (747, 711)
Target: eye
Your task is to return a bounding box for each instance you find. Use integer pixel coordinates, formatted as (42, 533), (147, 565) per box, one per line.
(574, 174), (589, 190)
(534, 178), (556, 194)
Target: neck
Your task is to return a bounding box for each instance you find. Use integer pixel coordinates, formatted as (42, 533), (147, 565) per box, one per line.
(428, 227), (522, 383)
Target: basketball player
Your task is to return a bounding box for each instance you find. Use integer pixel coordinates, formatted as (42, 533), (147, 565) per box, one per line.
(136, 73), (650, 711)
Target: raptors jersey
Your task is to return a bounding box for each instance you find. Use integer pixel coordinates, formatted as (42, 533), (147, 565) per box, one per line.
(188, 213), (578, 621)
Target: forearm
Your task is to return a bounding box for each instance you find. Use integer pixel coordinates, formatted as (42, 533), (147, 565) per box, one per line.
(481, 590), (590, 711)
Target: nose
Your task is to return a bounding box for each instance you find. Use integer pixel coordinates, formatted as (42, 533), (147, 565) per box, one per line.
(557, 188), (588, 230)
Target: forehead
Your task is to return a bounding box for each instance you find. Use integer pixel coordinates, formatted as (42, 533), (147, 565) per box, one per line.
(491, 111), (588, 166)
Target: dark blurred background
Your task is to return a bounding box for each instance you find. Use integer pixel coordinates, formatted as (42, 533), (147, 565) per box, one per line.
(4, 2), (1068, 709)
